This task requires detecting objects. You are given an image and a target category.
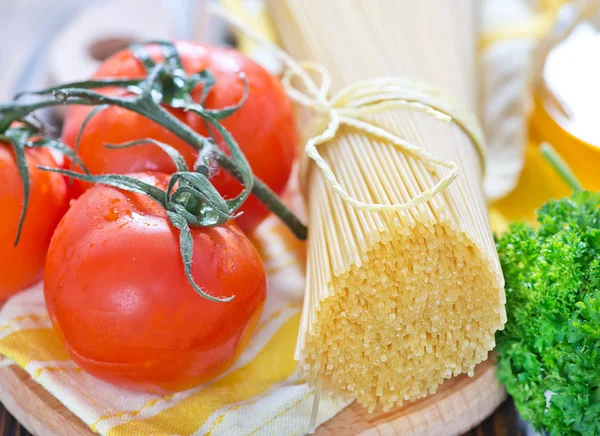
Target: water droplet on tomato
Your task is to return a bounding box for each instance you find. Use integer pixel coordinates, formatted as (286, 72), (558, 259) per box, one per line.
(110, 198), (121, 204)
(104, 208), (119, 221)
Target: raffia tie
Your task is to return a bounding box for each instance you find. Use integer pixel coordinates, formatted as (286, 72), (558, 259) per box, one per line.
(210, 4), (487, 212)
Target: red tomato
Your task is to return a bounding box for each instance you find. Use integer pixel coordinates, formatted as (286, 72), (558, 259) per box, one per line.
(0, 145), (69, 299)
(62, 42), (297, 233)
(44, 173), (266, 392)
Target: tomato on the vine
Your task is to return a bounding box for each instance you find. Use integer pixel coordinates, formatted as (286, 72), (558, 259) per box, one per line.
(0, 145), (69, 299)
(44, 172), (266, 392)
(62, 42), (297, 233)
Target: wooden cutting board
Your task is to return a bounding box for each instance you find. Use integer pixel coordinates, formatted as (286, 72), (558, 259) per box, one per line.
(0, 357), (505, 436)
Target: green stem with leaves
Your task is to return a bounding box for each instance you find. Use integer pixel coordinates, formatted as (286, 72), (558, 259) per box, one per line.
(0, 41), (309, 302)
(0, 53), (307, 240)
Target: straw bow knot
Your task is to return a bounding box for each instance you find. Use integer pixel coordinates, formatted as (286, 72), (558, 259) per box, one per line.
(280, 61), (486, 212)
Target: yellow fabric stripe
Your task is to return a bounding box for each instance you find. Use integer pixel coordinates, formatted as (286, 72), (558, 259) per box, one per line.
(90, 396), (175, 433)
(34, 366), (82, 378)
(205, 377), (306, 435)
(107, 314), (301, 436)
(0, 314), (49, 332)
(0, 328), (68, 366)
(248, 390), (313, 436)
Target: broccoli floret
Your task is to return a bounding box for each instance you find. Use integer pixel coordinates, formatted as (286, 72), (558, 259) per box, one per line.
(495, 191), (600, 436)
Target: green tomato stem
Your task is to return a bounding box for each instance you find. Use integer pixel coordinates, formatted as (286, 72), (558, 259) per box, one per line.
(0, 92), (308, 240)
(540, 142), (583, 192)
(215, 151), (307, 240)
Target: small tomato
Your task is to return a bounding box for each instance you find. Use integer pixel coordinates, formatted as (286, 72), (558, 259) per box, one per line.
(62, 42), (297, 233)
(44, 173), (266, 392)
(0, 144), (69, 299)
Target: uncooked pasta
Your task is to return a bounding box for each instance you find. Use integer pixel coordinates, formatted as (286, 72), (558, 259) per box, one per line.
(262, 0), (507, 412)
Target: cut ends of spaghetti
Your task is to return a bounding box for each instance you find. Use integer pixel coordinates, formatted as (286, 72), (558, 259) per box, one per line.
(297, 220), (506, 412)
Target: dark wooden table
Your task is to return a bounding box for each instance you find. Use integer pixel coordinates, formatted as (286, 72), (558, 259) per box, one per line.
(0, 398), (525, 436)
(0, 406), (30, 436)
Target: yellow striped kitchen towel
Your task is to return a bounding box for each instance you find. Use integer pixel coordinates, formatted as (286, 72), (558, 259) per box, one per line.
(0, 184), (349, 436)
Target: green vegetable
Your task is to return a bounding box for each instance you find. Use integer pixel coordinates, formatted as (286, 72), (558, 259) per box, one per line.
(495, 190), (600, 436)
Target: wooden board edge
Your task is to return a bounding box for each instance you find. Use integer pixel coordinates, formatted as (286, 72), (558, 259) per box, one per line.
(0, 365), (93, 435)
(316, 359), (506, 435)
(0, 359), (505, 436)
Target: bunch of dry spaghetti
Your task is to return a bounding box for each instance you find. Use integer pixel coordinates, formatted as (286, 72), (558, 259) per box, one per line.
(267, 0), (507, 412)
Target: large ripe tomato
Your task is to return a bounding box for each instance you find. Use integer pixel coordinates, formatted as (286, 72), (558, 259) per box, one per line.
(44, 173), (266, 392)
(62, 42), (297, 233)
(0, 144), (69, 299)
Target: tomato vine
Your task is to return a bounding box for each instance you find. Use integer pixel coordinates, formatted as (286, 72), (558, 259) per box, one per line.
(0, 42), (306, 241)
(0, 41), (307, 302)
